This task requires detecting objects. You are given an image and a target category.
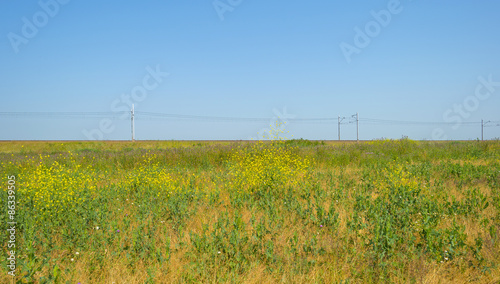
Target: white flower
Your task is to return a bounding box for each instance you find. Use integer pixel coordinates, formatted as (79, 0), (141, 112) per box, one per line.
(218, 251), (221, 254)
(95, 226), (100, 230)
(75, 252), (79, 255)
(71, 258), (74, 262)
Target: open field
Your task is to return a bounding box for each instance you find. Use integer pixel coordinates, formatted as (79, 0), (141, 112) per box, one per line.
(1, 139), (500, 283)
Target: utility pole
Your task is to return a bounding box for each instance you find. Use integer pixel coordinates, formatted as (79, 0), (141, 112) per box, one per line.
(131, 104), (135, 141)
(338, 116), (345, 141)
(338, 116), (341, 141)
(356, 112), (359, 142)
(482, 120), (492, 141)
(351, 112), (359, 142)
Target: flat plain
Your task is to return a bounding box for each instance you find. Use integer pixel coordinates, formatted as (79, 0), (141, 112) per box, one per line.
(1, 139), (499, 283)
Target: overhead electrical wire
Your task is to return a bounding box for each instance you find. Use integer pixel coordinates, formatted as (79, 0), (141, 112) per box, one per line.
(0, 111), (125, 119)
(0, 111), (497, 126)
(360, 118), (480, 126)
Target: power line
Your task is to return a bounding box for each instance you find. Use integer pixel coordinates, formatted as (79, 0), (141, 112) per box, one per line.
(0, 111), (497, 126)
(360, 118), (481, 126)
(0, 111), (123, 118)
(136, 111), (339, 122)
(1, 111), (498, 140)
(136, 111), (270, 122)
(0, 111), (338, 123)
(484, 121), (500, 128)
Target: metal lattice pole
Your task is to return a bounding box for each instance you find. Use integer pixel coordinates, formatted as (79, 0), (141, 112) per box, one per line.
(131, 104), (135, 141)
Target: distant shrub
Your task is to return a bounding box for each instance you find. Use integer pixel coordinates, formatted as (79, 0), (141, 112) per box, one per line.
(284, 139), (325, 147)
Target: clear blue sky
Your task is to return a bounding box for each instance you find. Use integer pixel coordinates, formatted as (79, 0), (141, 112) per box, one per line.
(1, 0), (499, 140)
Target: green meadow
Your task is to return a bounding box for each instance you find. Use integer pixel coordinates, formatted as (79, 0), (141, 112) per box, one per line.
(1, 139), (499, 283)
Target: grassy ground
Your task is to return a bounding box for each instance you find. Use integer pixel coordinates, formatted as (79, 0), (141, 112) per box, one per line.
(1, 139), (499, 283)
